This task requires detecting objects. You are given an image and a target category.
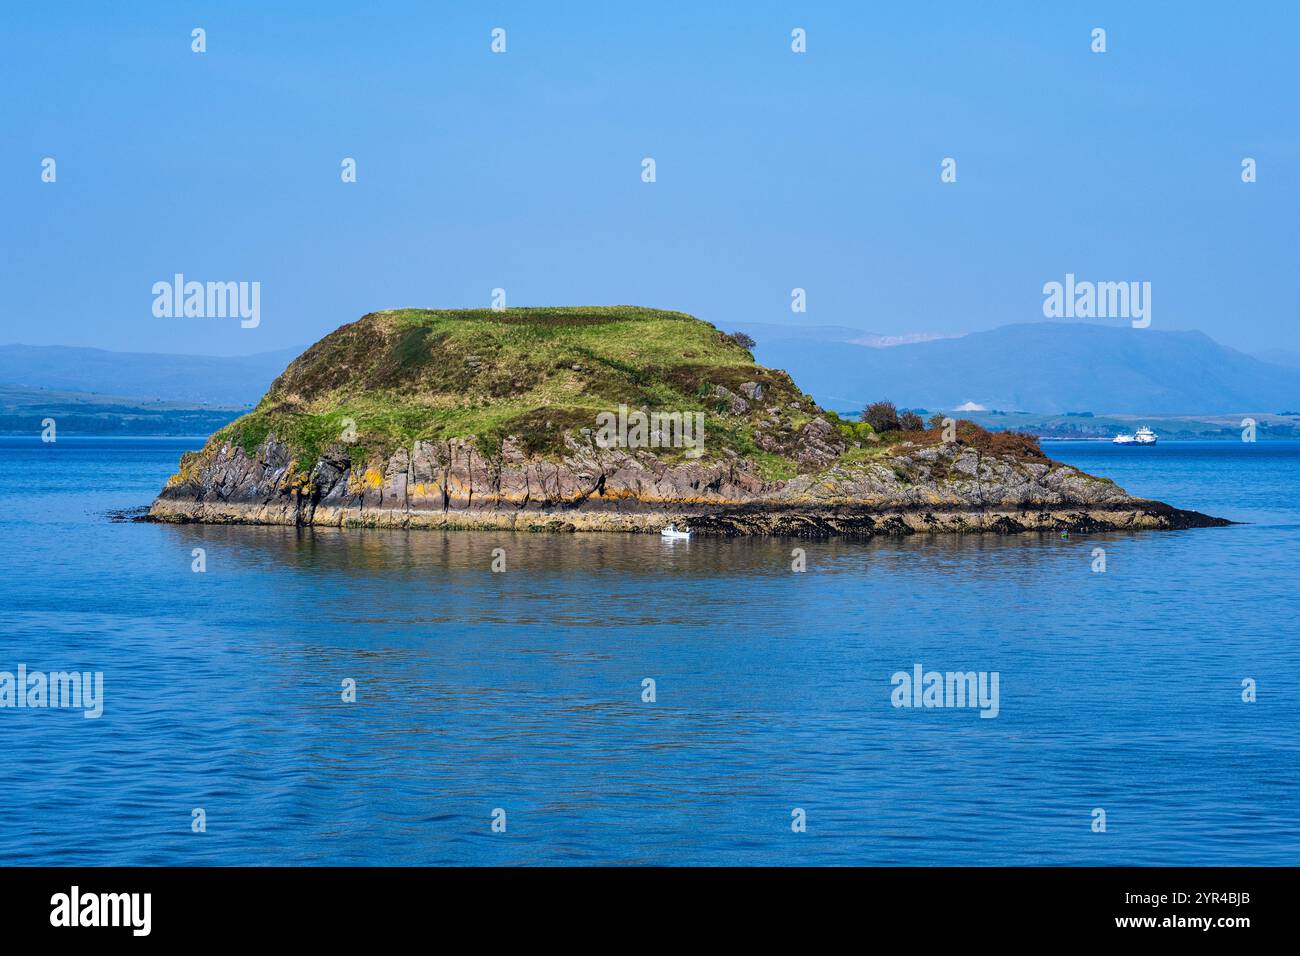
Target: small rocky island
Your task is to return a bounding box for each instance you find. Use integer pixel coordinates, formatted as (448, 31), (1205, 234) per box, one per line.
(149, 307), (1226, 536)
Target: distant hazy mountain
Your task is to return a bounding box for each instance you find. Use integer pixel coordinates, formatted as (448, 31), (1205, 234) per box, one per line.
(0, 344), (297, 406)
(729, 322), (953, 348)
(746, 322), (1300, 415)
(1253, 347), (1300, 370)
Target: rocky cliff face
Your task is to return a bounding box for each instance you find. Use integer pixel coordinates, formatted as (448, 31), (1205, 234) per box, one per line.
(149, 429), (1225, 536)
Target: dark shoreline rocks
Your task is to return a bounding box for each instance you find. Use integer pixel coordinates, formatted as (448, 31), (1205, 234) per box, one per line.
(679, 500), (1228, 537)
(148, 433), (1230, 538)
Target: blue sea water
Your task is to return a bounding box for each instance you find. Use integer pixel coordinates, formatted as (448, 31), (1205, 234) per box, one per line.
(0, 436), (1297, 866)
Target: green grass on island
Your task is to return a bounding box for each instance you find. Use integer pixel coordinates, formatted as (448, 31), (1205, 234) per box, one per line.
(211, 306), (1045, 479)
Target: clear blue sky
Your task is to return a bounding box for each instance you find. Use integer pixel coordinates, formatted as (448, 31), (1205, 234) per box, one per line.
(2, 1), (1297, 356)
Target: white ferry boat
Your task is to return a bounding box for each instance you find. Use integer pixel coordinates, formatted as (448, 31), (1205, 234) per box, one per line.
(1113, 426), (1157, 446)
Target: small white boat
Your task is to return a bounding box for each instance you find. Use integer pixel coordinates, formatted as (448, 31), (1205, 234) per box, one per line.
(660, 524), (692, 539)
(1113, 426), (1157, 446)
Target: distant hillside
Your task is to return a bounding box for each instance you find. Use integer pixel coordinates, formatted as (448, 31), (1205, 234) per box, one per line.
(746, 322), (1300, 415)
(959, 409), (1300, 441)
(0, 384), (244, 436)
(0, 344), (297, 406)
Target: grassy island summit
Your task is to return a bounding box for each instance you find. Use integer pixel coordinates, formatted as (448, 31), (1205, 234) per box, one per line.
(149, 306), (1226, 535)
